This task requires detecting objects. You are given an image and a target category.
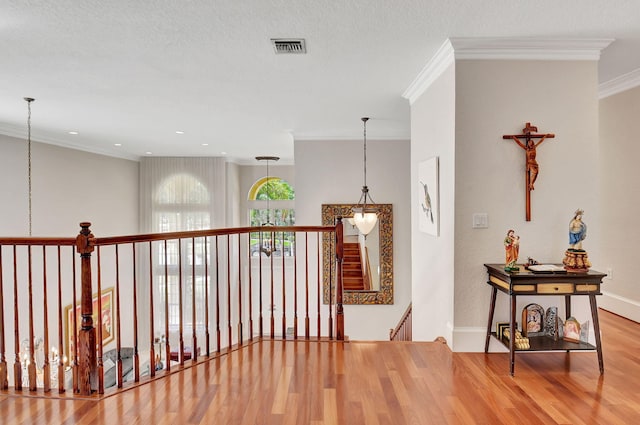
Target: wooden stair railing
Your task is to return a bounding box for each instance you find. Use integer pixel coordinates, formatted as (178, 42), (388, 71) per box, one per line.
(390, 303), (412, 341)
(0, 220), (345, 398)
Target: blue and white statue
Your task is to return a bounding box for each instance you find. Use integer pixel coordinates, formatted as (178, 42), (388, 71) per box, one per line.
(568, 209), (587, 251)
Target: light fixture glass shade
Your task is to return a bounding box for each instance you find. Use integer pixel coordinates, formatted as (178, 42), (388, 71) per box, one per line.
(352, 207), (378, 235)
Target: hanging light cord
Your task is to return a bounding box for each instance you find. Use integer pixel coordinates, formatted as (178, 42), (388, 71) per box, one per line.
(363, 117), (368, 187)
(359, 117), (374, 205)
(25, 97), (35, 236)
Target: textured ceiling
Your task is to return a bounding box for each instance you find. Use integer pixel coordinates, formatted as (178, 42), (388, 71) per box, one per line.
(1, 0), (640, 163)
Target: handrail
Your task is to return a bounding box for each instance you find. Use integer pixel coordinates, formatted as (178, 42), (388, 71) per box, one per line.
(390, 303), (412, 341)
(93, 225), (334, 245)
(0, 237), (76, 246)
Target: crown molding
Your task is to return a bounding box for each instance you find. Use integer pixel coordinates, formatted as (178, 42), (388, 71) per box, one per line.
(449, 37), (614, 60)
(402, 39), (455, 105)
(403, 38), (614, 105)
(0, 123), (140, 161)
(599, 68), (640, 99)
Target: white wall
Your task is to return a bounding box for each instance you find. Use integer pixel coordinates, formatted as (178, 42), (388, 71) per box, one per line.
(599, 85), (640, 322)
(295, 137), (411, 340)
(0, 134), (139, 237)
(453, 60), (601, 351)
(410, 62), (456, 343)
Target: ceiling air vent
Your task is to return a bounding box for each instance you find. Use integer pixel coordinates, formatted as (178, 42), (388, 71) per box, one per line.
(271, 38), (307, 54)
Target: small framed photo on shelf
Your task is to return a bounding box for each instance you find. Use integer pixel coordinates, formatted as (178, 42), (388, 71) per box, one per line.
(563, 317), (581, 343)
(522, 303), (545, 337)
(496, 322), (517, 340)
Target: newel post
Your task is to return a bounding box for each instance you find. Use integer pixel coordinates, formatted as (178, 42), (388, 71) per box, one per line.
(76, 222), (97, 395)
(335, 218), (345, 340)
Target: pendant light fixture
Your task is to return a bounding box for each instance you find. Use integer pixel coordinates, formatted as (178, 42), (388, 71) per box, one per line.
(256, 155), (280, 256)
(24, 97), (35, 236)
(352, 117), (378, 235)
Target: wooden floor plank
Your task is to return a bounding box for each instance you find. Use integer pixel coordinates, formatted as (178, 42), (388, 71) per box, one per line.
(2, 309), (640, 424)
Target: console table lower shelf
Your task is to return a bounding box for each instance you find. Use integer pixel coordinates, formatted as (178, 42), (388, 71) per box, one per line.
(491, 333), (597, 351)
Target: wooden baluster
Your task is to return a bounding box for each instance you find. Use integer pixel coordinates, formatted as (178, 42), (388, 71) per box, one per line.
(281, 231), (286, 339)
(204, 237), (210, 356)
(270, 231), (275, 339)
(178, 239), (184, 366)
(96, 246), (104, 393)
(71, 247), (78, 392)
(293, 232), (298, 339)
(0, 245), (7, 390)
(247, 234), (253, 342)
(258, 232), (263, 338)
(56, 246), (65, 392)
(328, 232), (333, 339)
(27, 246), (36, 391)
(12, 246), (21, 390)
(215, 236), (221, 353)
(316, 233), (321, 338)
(226, 236), (232, 350)
(115, 245), (122, 388)
(163, 240), (170, 372)
(76, 222), (96, 396)
(132, 243), (139, 382)
(335, 218), (344, 341)
(148, 241), (155, 378)
(304, 233), (310, 339)
(192, 237), (197, 361)
(42, 246), (50, 392)
(237, 234), (243, 345)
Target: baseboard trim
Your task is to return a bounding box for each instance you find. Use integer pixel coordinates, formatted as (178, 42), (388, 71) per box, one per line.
(599, 292), (640, 323)
(452, 326), (508, 353)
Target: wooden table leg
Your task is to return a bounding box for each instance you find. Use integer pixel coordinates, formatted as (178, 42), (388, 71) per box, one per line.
(510, 294), (516, 376)
(485, 287), (498, 353)
(589, 294), (604, 374)
(565, 295), (572, 353)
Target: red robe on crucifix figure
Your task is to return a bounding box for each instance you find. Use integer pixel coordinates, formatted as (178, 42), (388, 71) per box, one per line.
(503, 123), (555, 221)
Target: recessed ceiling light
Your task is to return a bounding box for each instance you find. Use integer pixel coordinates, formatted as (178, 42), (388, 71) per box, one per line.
(220, 151), (227, 155)
(114, 143), (122, 147)
(175, 131), (184, 134)
(68, 131), (78, 135)
(201, 143), (209, 146)
(145, 151), (152, 155)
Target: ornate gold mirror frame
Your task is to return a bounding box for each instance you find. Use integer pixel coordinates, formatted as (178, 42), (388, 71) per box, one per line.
(322, 204), (393, 305)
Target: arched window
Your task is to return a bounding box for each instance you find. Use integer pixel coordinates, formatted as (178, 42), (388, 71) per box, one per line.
(154, 173), (210, 330)
(248, 177), (295, 256)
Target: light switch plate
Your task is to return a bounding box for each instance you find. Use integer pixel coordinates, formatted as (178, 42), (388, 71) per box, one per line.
(472, 213), (488, 229)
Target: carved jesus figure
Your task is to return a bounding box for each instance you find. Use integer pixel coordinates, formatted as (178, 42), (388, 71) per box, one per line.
(512, 135), (550, 190)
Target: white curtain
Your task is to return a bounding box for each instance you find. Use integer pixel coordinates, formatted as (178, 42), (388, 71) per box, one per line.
(139, 157), (228, 233)
(138, 157), (231, 352)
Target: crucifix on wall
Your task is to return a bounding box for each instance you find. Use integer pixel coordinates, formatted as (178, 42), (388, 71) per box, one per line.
(503, 122), (555, 221)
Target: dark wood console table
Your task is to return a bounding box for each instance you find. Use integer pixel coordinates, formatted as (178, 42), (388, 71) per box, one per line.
(484, 263), (606, 376)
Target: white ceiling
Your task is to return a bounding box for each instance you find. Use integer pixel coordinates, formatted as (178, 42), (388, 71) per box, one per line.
(2, 1), (640, 164)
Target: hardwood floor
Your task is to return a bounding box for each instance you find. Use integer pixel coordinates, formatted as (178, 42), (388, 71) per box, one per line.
(2, 308), (639, 424)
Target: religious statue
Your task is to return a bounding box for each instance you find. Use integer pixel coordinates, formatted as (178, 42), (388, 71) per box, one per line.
(563, 209), (591, 272)
(568, 209), (587, 250)
(504, 229), (520, 272)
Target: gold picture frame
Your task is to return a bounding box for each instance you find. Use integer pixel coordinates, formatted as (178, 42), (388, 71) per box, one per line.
(64, 287), (115, 359)
(321, 203), (393, 305)
(563, 316), (581, 343)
